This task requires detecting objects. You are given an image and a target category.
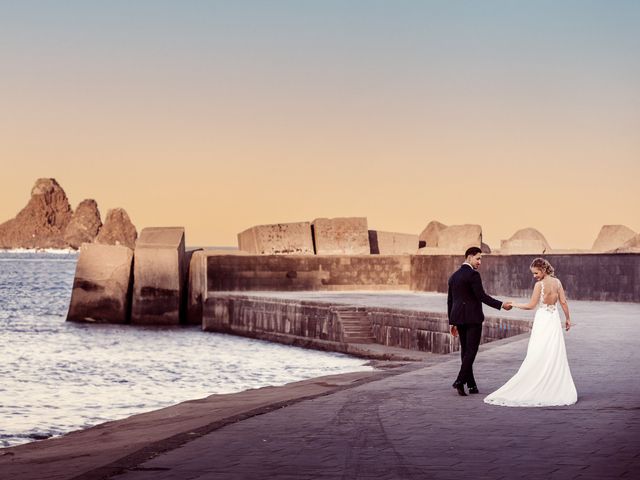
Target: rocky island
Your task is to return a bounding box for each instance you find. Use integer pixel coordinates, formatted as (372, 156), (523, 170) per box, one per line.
(0, 178), (137, 250)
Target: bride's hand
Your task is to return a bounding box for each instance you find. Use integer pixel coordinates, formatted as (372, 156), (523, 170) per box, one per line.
(565, 319), (572, 331)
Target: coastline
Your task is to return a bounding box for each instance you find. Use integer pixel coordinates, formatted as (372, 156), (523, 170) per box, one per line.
(0, 333), (533, 480)
(0, 360), (417, 480)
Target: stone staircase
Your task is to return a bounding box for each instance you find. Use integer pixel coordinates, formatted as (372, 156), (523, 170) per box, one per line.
(334, 307), (375, 344)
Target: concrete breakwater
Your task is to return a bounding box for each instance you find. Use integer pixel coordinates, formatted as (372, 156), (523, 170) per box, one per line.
(67, 226), (639, 356)
(200, 251), (639, 301)
(204, 293), (532, 355)
(412, 253), (640, 302)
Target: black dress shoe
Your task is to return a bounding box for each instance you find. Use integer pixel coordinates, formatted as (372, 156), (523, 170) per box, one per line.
(468, 386), (480, 394)
(452, 381), (467, 396)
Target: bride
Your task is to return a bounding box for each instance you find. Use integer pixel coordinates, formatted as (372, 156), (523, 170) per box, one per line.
(484, 258), (577, 407)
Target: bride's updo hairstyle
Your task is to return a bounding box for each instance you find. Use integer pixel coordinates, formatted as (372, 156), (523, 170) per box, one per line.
(530, 257), (555, 277)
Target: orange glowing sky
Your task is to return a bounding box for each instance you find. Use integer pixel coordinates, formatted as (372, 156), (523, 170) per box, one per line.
(1, 1), (638, 248)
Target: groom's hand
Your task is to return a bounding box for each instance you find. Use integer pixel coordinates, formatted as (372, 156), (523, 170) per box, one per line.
(450, 325), (458, 337)
(502, 302), (513, 311)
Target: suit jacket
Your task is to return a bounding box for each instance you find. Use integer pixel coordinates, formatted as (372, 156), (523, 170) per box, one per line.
(447, 264), (503, 325)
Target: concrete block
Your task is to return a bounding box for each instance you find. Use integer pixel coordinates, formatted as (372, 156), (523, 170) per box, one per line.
(436, 224), (482, 253)
(369, 230), (419, 254)
(416, 246), (454, 255)
(312, 217), (369, 255)
(66, 243), (133, 323)
(611, 233), (640, 253)
(186, 249), (206, 325)
(592, 225), (636, 252)
(419, 220), (447, 247)
(237, 222), (314, 254)
(131, 227), (185, 325)
(500, 228), (551, 254)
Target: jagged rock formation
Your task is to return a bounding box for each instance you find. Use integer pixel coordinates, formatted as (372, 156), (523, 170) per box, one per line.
(592, 225), (636, 252)
(64, 199), (102, 249)
(0, 178), (73, 249)
(0, 178), (137, 250)
(95, 208), (137, 249)
(500, 228), (551, 254)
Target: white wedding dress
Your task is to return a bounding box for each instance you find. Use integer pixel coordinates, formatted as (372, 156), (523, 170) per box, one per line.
(484, 280), (577, 407)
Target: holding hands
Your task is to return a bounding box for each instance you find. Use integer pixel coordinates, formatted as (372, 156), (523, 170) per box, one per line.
(501, 301), (573, 331)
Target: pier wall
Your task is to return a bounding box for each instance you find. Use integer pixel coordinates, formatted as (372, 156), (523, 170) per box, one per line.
(203, 294), (342, 343)
(411, 253), (640, 302)
(201, 252), (640, 302)
(202, 293), (533, 355)
(206, 254), (412, 291)
(368, 307), (532, 354)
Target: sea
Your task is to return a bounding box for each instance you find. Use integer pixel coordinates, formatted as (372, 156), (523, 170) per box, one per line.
(0, 250), (372, 448)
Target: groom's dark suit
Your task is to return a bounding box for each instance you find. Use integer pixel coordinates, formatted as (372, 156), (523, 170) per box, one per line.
(447, 263), (503, 388)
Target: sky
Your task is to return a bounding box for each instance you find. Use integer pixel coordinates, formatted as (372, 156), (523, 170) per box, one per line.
(1, 1), (638, 249)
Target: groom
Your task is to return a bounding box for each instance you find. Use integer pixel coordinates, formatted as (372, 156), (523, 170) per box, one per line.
(447, 246), (512, 396)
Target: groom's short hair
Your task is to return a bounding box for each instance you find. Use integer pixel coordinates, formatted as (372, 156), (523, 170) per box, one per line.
(464, 246), (482, 258)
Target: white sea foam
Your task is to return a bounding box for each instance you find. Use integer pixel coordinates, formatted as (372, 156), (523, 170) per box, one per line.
(1, 247), (78, 254)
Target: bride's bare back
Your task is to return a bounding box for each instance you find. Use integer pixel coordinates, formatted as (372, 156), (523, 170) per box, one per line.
(514, 272), (572, 330)
(541, 277), (561, 305)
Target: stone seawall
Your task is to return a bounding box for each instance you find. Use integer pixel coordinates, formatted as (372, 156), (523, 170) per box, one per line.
(202, 293), (533, 355)
(69, 249), (640, 329)
(369, 307), (532, 354)
(201, 252), (640, 302)
(411, 253), (640, 302)
(204, 294), (342, 343)
(206, 254), (412, 291)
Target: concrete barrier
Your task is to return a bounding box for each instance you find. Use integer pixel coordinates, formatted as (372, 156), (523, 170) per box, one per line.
(369, 230), (419, 255)
(186, 249), (207, 325)
(419, 220), (447, 248)
(201, 252), (639, 302)
(411, 253), (640, 302)
(499, 228), (551, 254)
(206, 254), (412, 291)
(203, 294), (342, 342)
(312, 217), (370, 254)
(131, 227), (186, 325)
(237, 222), (314, 254)
(592, 225), (637, 252)
(202, 293), (532, 354)
(436, 224), (482, 251)
(66, 243), (133, 323)
(368, 307), (531, 354)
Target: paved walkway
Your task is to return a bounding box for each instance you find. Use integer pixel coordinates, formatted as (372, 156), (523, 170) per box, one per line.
(110, 300), (640, 480)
